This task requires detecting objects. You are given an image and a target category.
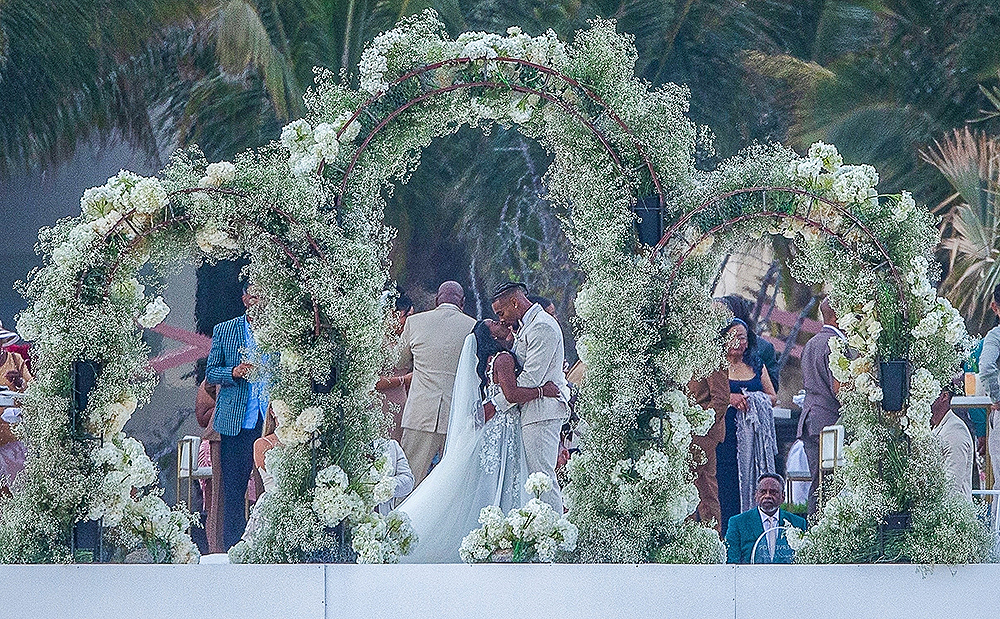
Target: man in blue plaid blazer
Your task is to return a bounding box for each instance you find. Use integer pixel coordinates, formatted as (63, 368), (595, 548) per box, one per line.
(206, 287), (272, 550)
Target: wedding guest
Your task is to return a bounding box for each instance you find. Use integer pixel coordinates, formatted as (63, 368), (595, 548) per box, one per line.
(376, 291), (414, 442)
(688, 366), (730, 533)
(718, 295), (780, 390)
(0, 333), (30, 493)
(979, 284), (1000, 488)
(717, 319), (777, 536)
(206, 284), (275, 550)
(252, 407), (278, 497)
(195, 377), (224, 553)
(797, 297), (845, 515)
(931, 388), (974, 501)
(375, 438), (414, 514)
(528, 295), (557, 318)
(397, 281), (476, 486)
(726, 473), (807, 564)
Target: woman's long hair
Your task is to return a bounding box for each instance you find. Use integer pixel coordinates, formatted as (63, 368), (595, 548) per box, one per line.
(472, 321), (520, 398)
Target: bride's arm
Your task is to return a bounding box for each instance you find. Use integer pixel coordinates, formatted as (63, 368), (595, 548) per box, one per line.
(493, 352), (559, 404)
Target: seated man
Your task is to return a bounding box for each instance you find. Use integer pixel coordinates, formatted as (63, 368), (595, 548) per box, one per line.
(726, 473), (807, 564)
(930, 387), (974, 501)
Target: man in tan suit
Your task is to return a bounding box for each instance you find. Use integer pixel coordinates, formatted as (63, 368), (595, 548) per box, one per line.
(398, 281), (477, 486)
(492, 282), (570, 513)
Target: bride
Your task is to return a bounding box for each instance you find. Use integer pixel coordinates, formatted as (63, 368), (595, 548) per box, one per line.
(399, 319), (559, 563)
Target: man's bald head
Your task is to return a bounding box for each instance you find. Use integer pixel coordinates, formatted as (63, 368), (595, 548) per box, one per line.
(436, 281), (465, 309)
(820, 297), (837, 326)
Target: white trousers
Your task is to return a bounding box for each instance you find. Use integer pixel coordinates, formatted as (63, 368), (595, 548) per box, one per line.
(522, 418), (564, 514)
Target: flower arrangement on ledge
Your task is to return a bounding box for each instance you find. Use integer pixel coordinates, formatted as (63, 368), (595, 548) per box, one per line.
(460, 473), (578, 563)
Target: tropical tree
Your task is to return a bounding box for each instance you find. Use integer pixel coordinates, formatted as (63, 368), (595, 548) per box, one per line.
(922, 127), (1000, 334)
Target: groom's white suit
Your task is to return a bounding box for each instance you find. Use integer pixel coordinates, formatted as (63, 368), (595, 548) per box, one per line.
(514, 303), (570, 513)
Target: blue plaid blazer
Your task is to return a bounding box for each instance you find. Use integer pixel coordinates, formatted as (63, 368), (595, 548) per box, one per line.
(206, 315), (250, 437)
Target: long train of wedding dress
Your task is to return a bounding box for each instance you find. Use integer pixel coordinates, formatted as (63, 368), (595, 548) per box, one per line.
(398, 334), (527, 563)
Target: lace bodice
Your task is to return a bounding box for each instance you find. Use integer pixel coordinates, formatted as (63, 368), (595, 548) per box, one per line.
(485, 352), (516, 415)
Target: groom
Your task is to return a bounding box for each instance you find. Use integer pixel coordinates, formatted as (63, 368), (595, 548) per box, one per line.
(492, 282), (570, 513)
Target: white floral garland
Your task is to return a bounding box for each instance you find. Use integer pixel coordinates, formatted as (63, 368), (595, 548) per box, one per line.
(7, 11), (985, 565)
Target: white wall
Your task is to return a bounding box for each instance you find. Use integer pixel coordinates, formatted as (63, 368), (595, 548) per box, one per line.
(3, 563), (997, 619)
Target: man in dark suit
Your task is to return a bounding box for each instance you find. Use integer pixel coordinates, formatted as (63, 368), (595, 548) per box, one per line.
(797, 297), (844, 515)
(726, 473), (807, 564)
(206, 285), (274, 550)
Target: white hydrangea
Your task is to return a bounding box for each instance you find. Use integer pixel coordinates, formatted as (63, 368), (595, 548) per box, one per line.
(137, 296), (170, 329)
(311, 122), (340, 161)
(807, 141), (843, 172)
(80, 185), (119, 218)
(372, 476), (398, 504)
(635, 448), (671, 482)
(830, 164), (878, 204)
(199, 161), (236, 188)
(195, 221), (239, 254)
(297, 406), (322, 434)
(280, 118), (314, 154)
(525, 472), (553, 498)
(126, 178), (169, 215)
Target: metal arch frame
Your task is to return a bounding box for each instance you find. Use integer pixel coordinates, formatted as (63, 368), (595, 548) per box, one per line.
(322, 56), (668, 212)
(655, 186), (909, 323)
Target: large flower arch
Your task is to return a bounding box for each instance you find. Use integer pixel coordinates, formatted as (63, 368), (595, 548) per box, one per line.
(0, 11), (988, 565)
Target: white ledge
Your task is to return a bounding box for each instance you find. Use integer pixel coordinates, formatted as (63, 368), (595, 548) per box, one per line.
(1, 563), (997, 618)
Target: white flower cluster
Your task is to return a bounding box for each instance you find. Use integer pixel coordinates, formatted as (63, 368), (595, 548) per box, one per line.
(50, 172), (171, 271)
(358, 19), (565, 96)
(136, 296), (170, 329)
(789, 142), (878, 212)
(351, 510), (417, 563)
(912, 296), (965, 344)
(459, 475), (577, 563)
(198, 161), (236, 188)
(121, 494), (201, 564)
(101, 393), (139, 439)
(901, 367), (940, 437)
(312, 464), (366, 527)
(609, 448), (700, 521)
(194, 220), (239, 255)
(88, 433), (159, 527)
(279, 115), (361, 176)
(905, 256), (938, 308)
(271, 400), (322, 445)
(829, 301), (884, 403)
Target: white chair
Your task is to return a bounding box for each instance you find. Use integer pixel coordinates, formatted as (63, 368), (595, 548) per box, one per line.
(176, 435), (212, 509)
(817, 425), (845, 510)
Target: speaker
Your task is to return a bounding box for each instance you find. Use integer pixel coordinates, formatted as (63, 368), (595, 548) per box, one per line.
(633, 195), (663, 247)
(71, 360), (102, 436)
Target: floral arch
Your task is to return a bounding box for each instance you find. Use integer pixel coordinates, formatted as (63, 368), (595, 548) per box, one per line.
(0, 11), (988, 565)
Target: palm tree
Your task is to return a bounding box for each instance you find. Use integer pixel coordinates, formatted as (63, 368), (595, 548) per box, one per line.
(921, 127), (1000, 333)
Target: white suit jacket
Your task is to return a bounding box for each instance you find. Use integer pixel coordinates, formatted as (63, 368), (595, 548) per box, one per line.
(376, 439), (415, 515)
(513, 304), (570, 425)
(398, 303), (476, 433)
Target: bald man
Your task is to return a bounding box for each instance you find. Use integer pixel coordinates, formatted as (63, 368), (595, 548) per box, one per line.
(797, 297), (845, 515)
(397, 281), (477, 487)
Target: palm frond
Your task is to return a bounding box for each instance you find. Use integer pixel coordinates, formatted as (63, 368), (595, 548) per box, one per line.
(213, 0), (301, 120)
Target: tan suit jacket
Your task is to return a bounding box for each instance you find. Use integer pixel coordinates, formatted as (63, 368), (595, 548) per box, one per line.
(514, 304), (570, 425)
(398, 303), (476, 434)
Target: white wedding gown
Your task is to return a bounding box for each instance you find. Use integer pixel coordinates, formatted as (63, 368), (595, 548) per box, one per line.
(399, 334), (528, 563)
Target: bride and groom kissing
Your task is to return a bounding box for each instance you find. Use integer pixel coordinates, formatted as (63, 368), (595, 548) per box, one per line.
(400, 281), (571, 563)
